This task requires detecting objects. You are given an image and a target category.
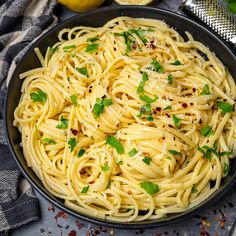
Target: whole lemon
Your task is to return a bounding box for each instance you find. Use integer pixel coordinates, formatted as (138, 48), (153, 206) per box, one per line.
(58, 0), (105, 12)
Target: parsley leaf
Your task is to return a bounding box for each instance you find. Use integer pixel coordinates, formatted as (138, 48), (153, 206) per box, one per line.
(81, 186), (89, 193)
(63, 45), (76, 52)
(115, 32), (132, 53)
(87, 36), (99, 42)
(70, 94), (78, 106)
(139, 94), (158, 103)
(30, 90), (47, 103)
(201, 84), (211, 95)
(172, 115), (181, 128)
(116, 160), (123, 165)
(101, 162), (109, 172)
(128, 148), (138, 157)
(191, 186), (198, 193)
(68, 138), (77, 152)
(197, 146), (218, 160)
(217, 101), (233, 113)
(92, 97), (113, 118)
(146, 116), (154, 121)
(137, 72), (149, 94)
(50, 46), (58, 54)
(128, 27), (148, 44)
(106, 136), (125, 154)
(220, 151), (232, 156)
(224, 163), (230, 175)
(76, 67), (88, 76)
(42, 138), (56, 145)
(151, 60), (164, 73)
(169, 150), (181, 156)
(171, 60), (182, 65)
(140, 181), (159, 195)
(56, 116), (68, 129)
(85, 43), (99, 53)
(163, 106), (172, 110)
(143, 156), (151, 165)
(137, 103), (152, 117)
(167, 75), (173, 85)
(77, 148), (85, 157)
(200, 125), (213, 137)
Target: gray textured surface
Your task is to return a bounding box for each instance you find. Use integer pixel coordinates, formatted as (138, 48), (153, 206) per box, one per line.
(1, 0), (236, 235)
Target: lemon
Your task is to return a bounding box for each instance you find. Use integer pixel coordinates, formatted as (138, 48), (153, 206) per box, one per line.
(58, 0), (105, 12)
(115, 0), (153, 5)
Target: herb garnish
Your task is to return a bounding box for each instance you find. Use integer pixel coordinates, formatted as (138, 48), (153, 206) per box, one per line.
(77, 148), (85, 157)
(128, 148), (138, 157)
(42, 138), (56, 145)
(70, 94), (78, 106)
(201, 84), (211, 95)
(85, 43), (99, 53)
(56, 116), (68, 129)
(30, 90), (47, 103)
(151, 59), (164, 73)
(167, 75), (173, 85)
(163, 106), (172, 110)
(140, 181), (159, 195)
(172, 115), (181, 128)
(101, 162), (109, 172)
(81, 186), (89, 193)
(137, 103), (152, 117)
(92, 97), (113, 118)
(76, 67), (88, 76)
(87, 36), (99, 42)
(143, 156), (151, 165)
(169, 150), (181, 156)
(106, 136), (125, 154)
(63, 45), (76, 52)
(137, 72), (149, 94)
(224, 163), (230, 175)
(191, 186), (198, 193)
(139, 94), (158, 103)
(200, 125), (213, 137)
(171, 60), (182, 65)
(68, 138), (77, 152)
(217, 101), (233, 113)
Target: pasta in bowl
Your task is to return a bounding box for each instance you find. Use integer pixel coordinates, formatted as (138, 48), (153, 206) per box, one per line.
(14, 16), (236, 222)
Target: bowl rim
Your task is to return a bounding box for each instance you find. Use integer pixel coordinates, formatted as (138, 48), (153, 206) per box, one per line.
(4, 5), (236, 229)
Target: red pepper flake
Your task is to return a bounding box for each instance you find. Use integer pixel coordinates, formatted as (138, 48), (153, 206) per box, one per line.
(113, 47), (117, 51)
(182, 103), (187, 108)
(215, 209), (226, 229)
(156, 107), (162, 112)
(48, 205), (55, 212)
(190, 102), (194, 106)
(76, 220), (84, 230)
(55, 211), (65, 221)
(192, 88), (196, 92)
(132, 44), (137, 50)
(166, 113), (170, 118)
(71, 128), (78, 136)
(68, 230), (76, 236)
(200, 227), (210, 236)
(127, 190), (132, 195)
(199, 119), (202, 124)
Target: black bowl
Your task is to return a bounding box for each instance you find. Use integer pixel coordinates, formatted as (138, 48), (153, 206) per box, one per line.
(4, 6), (236, 229)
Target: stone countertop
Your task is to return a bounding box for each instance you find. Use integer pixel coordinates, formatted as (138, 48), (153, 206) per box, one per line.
(2, 0), (236, 235)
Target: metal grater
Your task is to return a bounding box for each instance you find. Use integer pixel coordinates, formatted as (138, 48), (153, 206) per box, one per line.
(180, 0), (236, 47)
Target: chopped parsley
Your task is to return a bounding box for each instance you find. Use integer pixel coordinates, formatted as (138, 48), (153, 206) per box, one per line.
(63, 45), (76, 52)
(224, 163), (230, 175)
(137, 72), (149, 94)
(146, 116), (154, 121)
(68, 138), (77, 152)
(116, 160), (123, 165)
(115, 32), (132, 53)
(139, 94), (158, 103)
(151, 59), (164, 73)
(163, 106), (172, 110)
(101, 162), (109, 172)
(127, 27), (148, 44)
(169, 150), (181, 156)
(191, 186), (198, 193)
(217, 101), (233, 113)
(77, 148), (85, 157)
(85, 43), (99, 53)
(197, 146), (216, 160)
(70, 94), (78, 106)
(50, 46), (58, 54)
(76, 67), (88, 76)
(200, 125), (213, 137)
(42, 138), (56, 145)
(30, 90), (47, 103)
(128, 148), (138, 157)
(171, 60), (182, 65)
(140, 181), (159, 195)
(172, 115), (181, 128)
(56, 116), (68, 129)
(137, 103), (152, 117)
(106, 136), (125, 154)
(87, 36), (99, 42)
(201, 84), (211, 95)
(167, 75), (173, 85)
(220, 151), (233, 156)
(143, 156), (151, 165)
(92, 97), (113, 118)
(81, 186), (89, 193)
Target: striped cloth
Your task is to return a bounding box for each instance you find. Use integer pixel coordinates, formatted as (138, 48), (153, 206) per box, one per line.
(0, 0), (57, 234)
